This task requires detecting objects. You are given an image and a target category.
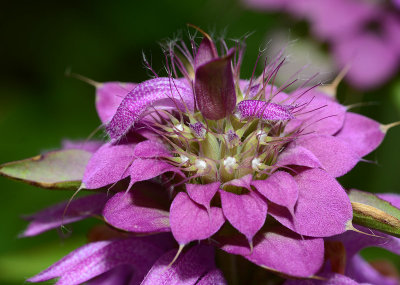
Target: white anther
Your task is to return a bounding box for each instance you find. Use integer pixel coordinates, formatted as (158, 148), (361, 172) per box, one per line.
(234, 111), (242, 120)
(252, 157), (262, 171)
(180, 155), (189, 164)
(195, 159), (207, 171)
(223, 156), (237, 170)
(175, 124), (184, 132)
(256, 130), (267, 141)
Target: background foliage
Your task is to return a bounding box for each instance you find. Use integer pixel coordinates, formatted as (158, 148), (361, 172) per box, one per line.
(0, 0), (399, 283)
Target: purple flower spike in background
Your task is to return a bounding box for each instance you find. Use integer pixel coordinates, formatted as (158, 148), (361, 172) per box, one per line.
(1, 25), (400, 285)
(243, 0), (400, 90)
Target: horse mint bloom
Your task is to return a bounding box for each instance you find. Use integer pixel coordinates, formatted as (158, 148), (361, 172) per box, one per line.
(1, 27), (400, 284)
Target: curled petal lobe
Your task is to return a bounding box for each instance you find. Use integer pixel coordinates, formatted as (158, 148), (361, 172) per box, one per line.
(169, 192), (225, 245)
(194, 49), (236, 120)
(106, 78), (194, 140)
(236, 100), (294, 121)
(269, 168), (353, 237)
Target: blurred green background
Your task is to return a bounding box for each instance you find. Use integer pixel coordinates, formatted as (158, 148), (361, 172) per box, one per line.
(0, 0), (399, 283)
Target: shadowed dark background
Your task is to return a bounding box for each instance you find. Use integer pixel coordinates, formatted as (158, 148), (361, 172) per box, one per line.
(0, 0), (399, 283)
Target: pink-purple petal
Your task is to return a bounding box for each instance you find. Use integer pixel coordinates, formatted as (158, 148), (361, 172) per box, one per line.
(333, 33), (399, 89)
(127, 158), (183, 189)
(28, 235), (175, 285)
(103, 185), (170, 234)
(96, 82), (136, 123)
(346, 254), (398, 285)
(186, 182), (220, 212)
(286, 89), (346, 135)
(82, 143), (135, 189)
(294, 134), (360, 177)
(252, 171), (298, 214)
(224, 174), (253, 189)
(284, 273), (359, 285)
(141, 244), (217, 285)
(133, 140), (171, 158)
(197, 269), (227, 285)
(378, 193), (400, 209)
(106, 77), (194, 140)
(277, 145), (322, 168)
(220, 190), (267, 243)
(331, 225), (400, 257)
(269, 168), (353, 237)
(86, 264), (135, 285)
(221, 227), (325, 278)
(335, 112), (385, 157)
(22, 193), (108, 237)
(27, 241), (111, 283)
(169, 192), (225, 245)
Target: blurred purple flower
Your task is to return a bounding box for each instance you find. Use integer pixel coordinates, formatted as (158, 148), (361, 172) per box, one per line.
(244, 0), (400, 90)
(14, 29), (400, 284)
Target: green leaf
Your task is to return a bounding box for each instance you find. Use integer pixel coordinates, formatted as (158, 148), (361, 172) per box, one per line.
(0, 149), (91, 190)
(349, 189), (400, 238)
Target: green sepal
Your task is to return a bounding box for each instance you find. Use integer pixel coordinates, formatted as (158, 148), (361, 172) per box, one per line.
(349, 189), (400, 238)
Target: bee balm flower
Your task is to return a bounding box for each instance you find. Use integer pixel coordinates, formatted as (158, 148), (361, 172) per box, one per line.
(2, 27), (399, 284)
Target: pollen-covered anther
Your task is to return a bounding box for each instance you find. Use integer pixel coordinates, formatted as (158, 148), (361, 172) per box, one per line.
(256, 130), (267, 141)
(252, 157), (265, 171)
(195, 159), (208, 173)
(180, 155), (189, 165)
(174, 124), (185, 132)
(223, 156), (238, 173)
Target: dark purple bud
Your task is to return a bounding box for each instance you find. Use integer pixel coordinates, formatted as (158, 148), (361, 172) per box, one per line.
(194, 37), (218, 69)
(236, 100), (295, 121)
(194, 49), (237, 120)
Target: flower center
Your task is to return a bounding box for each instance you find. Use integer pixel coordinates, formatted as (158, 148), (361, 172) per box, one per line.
(163, 101), (295, 185)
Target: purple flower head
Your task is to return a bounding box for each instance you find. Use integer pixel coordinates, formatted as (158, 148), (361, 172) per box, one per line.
(77, 29), (384, 279)
(2, 27), (400, 284)
(243, 0), (400, 90)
